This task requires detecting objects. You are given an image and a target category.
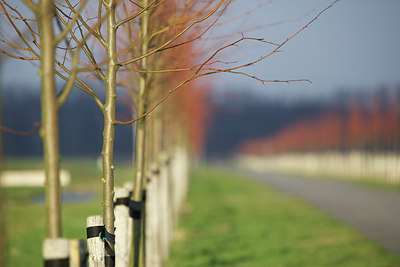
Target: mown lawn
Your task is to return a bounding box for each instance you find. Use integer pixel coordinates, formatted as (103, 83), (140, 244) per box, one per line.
(167, 167), (400, 267)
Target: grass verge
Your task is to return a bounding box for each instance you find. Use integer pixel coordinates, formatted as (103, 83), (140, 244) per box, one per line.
(167, 167), (400, 267)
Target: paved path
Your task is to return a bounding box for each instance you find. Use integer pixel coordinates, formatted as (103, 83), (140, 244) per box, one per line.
(233, 167), (400, 255)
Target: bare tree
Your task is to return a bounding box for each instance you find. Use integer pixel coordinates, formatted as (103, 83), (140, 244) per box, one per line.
(1, 0), (339, 265)
(0, 0), (88, 238)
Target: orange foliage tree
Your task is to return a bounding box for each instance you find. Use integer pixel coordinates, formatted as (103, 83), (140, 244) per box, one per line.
(239, 91), (400, 155)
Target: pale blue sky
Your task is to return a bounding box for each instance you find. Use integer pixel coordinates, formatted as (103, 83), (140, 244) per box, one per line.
(210, 0), (400, 101)
(1, 0), (400, 102)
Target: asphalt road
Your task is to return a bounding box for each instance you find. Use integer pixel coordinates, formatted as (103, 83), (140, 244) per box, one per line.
(233, 167), (400, 255)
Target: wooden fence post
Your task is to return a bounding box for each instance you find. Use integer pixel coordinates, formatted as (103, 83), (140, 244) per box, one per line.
(146, 170), (162, 267)
(43, 238), (69, 267)
(86, 215), (105, 267)
(123, 182), (134, 194)
(159, 161), (170, 261)
(124, 182), (134, 264)
(69, 239), (87, 267)
(114, 187), (131, 267)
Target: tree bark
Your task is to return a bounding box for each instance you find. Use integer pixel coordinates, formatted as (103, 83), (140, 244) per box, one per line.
(38, 0), (62, 238)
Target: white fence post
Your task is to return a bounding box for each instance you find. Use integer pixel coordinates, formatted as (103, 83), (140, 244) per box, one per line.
(114, 187), (131, 267)
(86, 215), (105, 267)
(146, 169), (162, 267)
(43, 238), (70, 267)
(69, 239), (87, 267)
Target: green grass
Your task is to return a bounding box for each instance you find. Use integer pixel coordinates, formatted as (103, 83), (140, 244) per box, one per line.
(2, 157), (134, 267)
(3, 159), (400, 266)
(167, 167), (400, 267)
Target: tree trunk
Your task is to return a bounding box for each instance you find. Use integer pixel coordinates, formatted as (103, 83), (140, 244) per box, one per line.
(131, 1), (150, 266)
(38, 0), (62, 238)
(102, 0), (117, 263)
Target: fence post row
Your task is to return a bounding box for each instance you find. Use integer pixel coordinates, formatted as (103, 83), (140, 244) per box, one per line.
(79, 150), (190, 267)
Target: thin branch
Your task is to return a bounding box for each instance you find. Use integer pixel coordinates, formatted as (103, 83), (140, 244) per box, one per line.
(56, 41), (83, 108)
(0, 37), (32, 50)
(1, 1), (39, 50)
(0, 48), (38, 59)
(226, 0), (341, 73)
(0, 3), (36, 21)
(119, 0), (228, 66)
(64, 0), (107, 47)
(203, 69), (312, 84)
(214, 1), (272, 28)
(155, 0), (230, 53)
(72, 17), (106, 80)
(116, 0), (167, 29)
(116, 0), (340, 125)
(21, 0), (37, 12)
(96, 0), (103, 36)
(55, 61), (104, 110)
(54, 0), (88, 45)
(115, 0), (164, 28)
(0, 122), (41, 136)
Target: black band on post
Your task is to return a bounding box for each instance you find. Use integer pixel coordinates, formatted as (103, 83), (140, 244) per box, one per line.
(104, 232), (115, 266)
(86, 225), (104, 239)
(129, 200), (142, 219)
(114, 197), (129, 206)
(142, 190), (147, 202)
(44, 258), (69, 267)
(130, 210), (142, 219)
(104, 229), (116, 245)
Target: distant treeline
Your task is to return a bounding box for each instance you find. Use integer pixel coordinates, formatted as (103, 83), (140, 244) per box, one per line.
(4, 86), (325, 159)
(2, 88), (133, 157)
(238, 87), (400, 155)
(204, 92), (324, 158)
(3, 85), (400, 159)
